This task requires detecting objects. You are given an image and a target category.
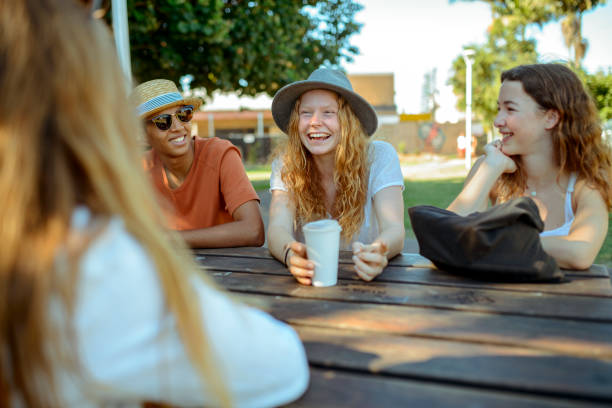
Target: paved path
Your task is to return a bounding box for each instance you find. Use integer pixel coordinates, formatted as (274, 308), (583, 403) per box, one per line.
(401, 156), (469, 180)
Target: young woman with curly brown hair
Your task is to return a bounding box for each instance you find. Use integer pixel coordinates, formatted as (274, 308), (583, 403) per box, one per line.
(449, 63), (612, 269)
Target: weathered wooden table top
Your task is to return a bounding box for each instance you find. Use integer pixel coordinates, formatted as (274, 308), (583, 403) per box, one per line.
(194, 247), (612, 407)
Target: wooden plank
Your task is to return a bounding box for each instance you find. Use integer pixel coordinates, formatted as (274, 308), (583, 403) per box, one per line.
(193, 248), (435, 268)
(381, 265), (612, 297)
(193, 246), (272, 259)
(193, 247), (610, 278)
(235, 294), (612, 358)
(196, 255), (612, 297)
(587, 264), (610, 278)
(294, 326), (612, 402)
(207, 271), (612, 322)
(288, 368), (606, 408)
(389, 254), (610, 279)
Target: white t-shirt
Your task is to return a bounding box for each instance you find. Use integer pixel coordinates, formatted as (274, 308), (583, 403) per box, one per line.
(270, 140), (404, 247)
(48, 207), (309, 408)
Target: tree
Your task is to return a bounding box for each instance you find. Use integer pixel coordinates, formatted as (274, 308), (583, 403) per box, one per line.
(453, 1), (605, 65)
(448, 9), (538, 133)
(118, 0), (362, 98)
(584, 69), (612, 121)
(448, 0), (606, 131)
(556, 0), (606, 67)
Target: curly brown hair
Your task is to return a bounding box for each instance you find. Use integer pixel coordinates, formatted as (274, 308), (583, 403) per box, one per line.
(280, 93), (369, 242)
(495, 63), (612, 209)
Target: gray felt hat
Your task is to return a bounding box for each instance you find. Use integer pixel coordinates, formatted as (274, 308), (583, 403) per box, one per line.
(271, 68), (378, 136)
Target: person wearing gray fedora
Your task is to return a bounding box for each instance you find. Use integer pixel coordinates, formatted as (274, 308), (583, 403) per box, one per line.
(132, 79), (265, 248)
(267, 68), (405, 284)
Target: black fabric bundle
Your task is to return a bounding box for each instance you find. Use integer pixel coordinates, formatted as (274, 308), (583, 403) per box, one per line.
(408, 197), (564, 282)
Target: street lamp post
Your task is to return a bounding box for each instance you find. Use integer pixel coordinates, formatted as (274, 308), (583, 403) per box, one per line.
(461, 49), (475, 170)
(112, 0), (132, 88)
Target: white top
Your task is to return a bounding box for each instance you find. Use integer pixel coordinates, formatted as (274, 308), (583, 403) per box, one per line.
(270, 140), (404, 247)
(540, 172), (577, 237)
(47, 207), (309, 408)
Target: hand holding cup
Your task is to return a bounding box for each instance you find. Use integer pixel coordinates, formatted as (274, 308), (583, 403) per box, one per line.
(285, 241), (314, 286)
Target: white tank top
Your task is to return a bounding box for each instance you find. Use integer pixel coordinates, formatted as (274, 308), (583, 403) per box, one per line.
(540, 173), (577, 237)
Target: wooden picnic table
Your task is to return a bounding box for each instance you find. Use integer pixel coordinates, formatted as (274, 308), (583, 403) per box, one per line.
(193, 247), (612, 407)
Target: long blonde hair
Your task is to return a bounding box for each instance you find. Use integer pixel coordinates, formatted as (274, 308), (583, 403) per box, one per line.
(0, 1), (229, 406)
(495, 63), (612, 208)
(280, 94), (369, 242)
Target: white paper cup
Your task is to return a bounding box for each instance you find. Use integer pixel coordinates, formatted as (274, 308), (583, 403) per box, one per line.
(302, 219), (342, 287)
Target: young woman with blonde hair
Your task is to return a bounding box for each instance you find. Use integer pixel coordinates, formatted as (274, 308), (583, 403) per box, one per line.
(0, 0), (308, 406)
(448, 63), (611, 269)
(268, 68), (405, 284)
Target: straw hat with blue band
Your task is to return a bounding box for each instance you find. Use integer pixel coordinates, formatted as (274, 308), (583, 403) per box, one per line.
(131, 79), (202, 119)
(271, 68), (378, 136)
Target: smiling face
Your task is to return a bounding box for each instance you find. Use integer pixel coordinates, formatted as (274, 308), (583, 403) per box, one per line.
(145, 104), (193, 159)
(494, 80), (553, 156)
(297, 89), (341, 159)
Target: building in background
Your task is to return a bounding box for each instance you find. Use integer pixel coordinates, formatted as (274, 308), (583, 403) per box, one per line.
(348, 73), (398, 124)
(192, 72), (472, 163)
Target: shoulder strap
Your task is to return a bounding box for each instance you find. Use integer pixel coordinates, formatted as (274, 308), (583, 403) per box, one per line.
(564, 172), (577, 220)
(567, 172), (577, 192)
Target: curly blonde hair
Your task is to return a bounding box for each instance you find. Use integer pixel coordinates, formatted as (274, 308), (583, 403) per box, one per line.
(280, 93), (369, 242)
(495, 63), (612, 209)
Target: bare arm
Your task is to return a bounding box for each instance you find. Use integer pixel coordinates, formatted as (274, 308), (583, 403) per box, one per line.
(447, 142), (516, 215)
(179, 199), (265, 248)
(352, 186), (405, 281)
(267, 190), (314, 285)
(541, 184), (608, 270)
(372, 185), (405, 258)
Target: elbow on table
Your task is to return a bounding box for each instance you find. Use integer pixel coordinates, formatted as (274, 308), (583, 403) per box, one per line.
(239, 212), (265, 247)
(560, 254), (595, 271)
(248, 221), (266, 247)
(555, 247), (597, 271)
(542, 237), (599, 271)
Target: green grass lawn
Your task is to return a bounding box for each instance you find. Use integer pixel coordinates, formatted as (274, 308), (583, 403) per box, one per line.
(250, 179), (270, 191)
(403, 177), (464, 237)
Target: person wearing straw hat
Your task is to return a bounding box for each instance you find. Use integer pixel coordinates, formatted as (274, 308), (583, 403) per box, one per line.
(132, 79), (265, 248)
(267, 68), (405, 284)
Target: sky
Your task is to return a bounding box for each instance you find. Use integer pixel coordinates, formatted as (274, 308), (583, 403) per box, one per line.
(346, 0), (612, 123)
(204, 0), (612, 123)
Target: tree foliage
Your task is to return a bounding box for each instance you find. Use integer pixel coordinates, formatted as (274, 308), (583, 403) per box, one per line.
(448, 10), (538, 130)
(117, 0), (362, 98)
(584, 69), (612, 121)
(457, 0), (605, 65)
(448, 0), (606, 131)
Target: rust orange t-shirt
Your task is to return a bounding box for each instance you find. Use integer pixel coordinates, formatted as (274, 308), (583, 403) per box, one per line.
(143, 137), (259, 231)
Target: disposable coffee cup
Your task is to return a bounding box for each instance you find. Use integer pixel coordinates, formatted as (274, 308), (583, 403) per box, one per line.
(302, 219), (342, 287)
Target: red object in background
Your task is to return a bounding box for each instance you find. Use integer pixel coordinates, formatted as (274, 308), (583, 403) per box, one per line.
(457, 134), (477, 158)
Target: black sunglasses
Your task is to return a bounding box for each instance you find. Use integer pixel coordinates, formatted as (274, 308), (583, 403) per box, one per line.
(149, 105), (194, 131)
